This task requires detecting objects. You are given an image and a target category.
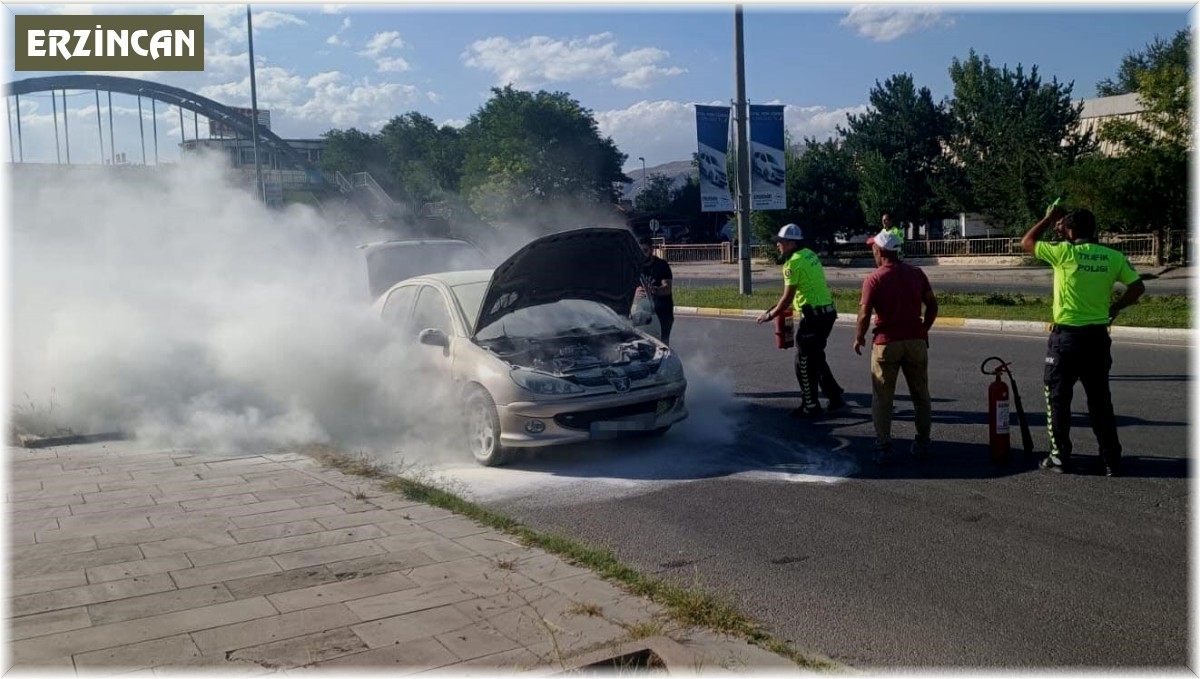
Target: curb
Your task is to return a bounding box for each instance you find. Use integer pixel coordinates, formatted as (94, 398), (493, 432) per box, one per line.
(14, 431), (127, 449)
(674, 306), (1192, 341)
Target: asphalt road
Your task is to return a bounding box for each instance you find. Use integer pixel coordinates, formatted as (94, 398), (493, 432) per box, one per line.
(436, 316), (1189, 669)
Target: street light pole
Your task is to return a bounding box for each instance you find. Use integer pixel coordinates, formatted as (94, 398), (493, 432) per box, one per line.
(733, 5), (752, 295)
(247, 4), (265, 203)
(638, 156), (646, 196)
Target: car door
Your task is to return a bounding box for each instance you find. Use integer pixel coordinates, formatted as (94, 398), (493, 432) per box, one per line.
(409, 284), (457, 384)
(380, 285), (418, 336)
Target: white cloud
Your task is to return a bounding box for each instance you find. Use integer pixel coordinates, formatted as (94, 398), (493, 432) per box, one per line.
(326, 35), (341, 46)
(463, 33), (686, 90)
(840, 6), (953, 43)
(198, 70), (422, 132)
(321, 4), (348, 13)
(377, 57), (411, 73)
(252, 11), (305, 30)
(360, 31), (405, 58)
(595, 100), (868, 170)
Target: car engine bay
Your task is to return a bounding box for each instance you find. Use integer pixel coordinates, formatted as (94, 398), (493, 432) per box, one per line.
(480, 331), (665, 383)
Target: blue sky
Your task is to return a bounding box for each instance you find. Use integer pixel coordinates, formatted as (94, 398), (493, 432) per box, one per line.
(1, 3), (1192, 171)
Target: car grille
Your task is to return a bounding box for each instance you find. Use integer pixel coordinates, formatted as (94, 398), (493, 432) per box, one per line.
(554, 400), (662, 430)
(573, 364), (654, 387)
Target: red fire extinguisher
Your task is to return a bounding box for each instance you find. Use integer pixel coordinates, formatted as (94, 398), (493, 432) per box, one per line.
(980, 357), (1034, 464)
(774, 309), (794, 349)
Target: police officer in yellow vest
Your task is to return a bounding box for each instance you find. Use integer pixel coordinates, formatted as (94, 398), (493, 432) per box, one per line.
(757, 224), (846, 417)
(1021, 205), (1145, 476)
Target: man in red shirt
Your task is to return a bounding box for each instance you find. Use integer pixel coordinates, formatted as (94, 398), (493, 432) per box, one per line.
(853, 230), (939, 465)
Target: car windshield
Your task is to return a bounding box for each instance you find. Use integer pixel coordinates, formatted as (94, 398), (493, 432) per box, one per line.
(475, 299), (631, 341)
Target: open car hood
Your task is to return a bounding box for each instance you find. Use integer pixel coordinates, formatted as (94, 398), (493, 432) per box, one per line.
(473, 227), (642, 336)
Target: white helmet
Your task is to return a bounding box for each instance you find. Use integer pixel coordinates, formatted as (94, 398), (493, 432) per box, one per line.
(774, 223), (803, 241)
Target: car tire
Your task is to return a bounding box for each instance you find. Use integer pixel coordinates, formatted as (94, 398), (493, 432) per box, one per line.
(463, 386), (510, 467)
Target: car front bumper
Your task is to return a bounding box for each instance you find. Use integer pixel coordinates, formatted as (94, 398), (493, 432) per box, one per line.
(495, 381), (688, 448)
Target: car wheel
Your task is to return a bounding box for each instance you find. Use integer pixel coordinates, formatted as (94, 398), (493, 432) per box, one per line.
(464, 386), (509, 466)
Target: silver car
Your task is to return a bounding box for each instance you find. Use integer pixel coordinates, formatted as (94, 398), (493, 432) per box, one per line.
(371, 228), (688, 466)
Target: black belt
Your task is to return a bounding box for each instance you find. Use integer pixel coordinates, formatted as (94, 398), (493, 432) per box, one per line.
(810, 304), (836, 314)
(1052, 323), (1108, 334)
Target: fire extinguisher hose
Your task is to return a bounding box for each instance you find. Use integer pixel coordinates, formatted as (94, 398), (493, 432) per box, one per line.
(980, 357), (1035, 457)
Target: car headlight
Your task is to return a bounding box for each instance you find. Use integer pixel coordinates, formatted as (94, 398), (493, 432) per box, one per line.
(510, 369), (585, 395)
(657, 355), (685, 382)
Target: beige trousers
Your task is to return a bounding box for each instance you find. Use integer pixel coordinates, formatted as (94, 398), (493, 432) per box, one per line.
(871, 340), (932, 446)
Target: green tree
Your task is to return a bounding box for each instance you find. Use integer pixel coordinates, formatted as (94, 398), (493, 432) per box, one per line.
(318, 128), (387, 179)
(752, 137), (865, 252)
(459, 86), (628, 227)
(840, 73), (950, 227)
(945, 50), (1094, 232)
(1096, 29), (1190, 96)
(377, 112), (464, 208)
(634, 173), (676, 212)
(1058, 30), (1190, 260)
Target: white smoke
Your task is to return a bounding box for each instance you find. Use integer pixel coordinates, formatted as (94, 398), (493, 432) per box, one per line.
(11, 154), (461, 457)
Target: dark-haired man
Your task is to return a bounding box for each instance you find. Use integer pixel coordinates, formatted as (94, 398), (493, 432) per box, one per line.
(1021, 205), (1145, 476)
(636, 236), (675, 345)
(881, 212), (905, 259)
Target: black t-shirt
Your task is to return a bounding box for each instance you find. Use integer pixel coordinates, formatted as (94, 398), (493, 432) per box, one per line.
(641, 256), (674, 313)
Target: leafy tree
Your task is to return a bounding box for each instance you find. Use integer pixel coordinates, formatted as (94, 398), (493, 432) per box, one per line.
(752, 137), (865, 252)
(318, 128), (387, 179)
(459, 86), (628, 227)
(377, 112), (463, 208)
(945, 50), (1094, 232)
(634, 173), (676, 212)
(1058, 30), (1190, 260)
(1096, 29), (1190, 96)
(840, 73), (950, 226)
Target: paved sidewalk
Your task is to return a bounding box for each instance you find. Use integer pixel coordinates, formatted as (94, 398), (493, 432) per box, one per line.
(5, 440), (803, 675)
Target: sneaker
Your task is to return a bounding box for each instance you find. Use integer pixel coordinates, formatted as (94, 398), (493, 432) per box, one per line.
(826, 396), (847, 412)
(1092, 458), (1121, 477)
(1039, 454), (1071, 474)
(910, 440), (931, 460)
(789, 406), (823, 419)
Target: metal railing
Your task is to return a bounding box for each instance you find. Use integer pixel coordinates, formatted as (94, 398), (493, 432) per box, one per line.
(1165, 230), (1192, 265)
(656, 233), (1179, 266)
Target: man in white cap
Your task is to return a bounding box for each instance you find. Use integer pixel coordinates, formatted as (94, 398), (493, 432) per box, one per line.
(853, 229), (939, 464)
(756, 223), (846, 418)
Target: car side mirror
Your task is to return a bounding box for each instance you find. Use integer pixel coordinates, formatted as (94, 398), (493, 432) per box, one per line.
(418, 328), (450, 349)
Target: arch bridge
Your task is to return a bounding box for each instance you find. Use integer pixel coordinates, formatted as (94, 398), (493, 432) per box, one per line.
(4, 74), (315, 171)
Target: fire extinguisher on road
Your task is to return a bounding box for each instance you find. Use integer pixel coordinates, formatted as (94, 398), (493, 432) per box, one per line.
(774, 309), (794, 349)
(980, 357), (1034, 464)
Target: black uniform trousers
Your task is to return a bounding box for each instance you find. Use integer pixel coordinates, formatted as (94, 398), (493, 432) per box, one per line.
(1043, 325), (1122, 465)
(794, 306), (843, 410)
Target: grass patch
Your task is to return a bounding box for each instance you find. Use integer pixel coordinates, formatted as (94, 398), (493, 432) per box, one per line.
(569, 602), (604, 618)
(303, 446), (839, 672)
(675, 286), (1190, 329)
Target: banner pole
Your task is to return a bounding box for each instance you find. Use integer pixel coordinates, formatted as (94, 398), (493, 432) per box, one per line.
(734, 5), (752, 295)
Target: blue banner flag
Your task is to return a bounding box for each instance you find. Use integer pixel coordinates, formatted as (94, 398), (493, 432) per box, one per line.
(694, 104), (733, 212)
(749, 105), (786, 210)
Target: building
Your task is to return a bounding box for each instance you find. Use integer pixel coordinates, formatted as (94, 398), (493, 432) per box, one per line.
(179, 137), (326, 170)
(1077, 92), (1149, 156)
